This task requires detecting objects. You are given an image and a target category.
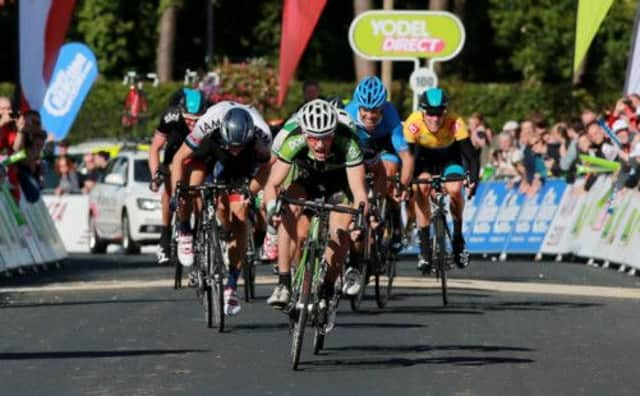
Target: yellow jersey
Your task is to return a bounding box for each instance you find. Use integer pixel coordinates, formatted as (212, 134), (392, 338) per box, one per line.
(403, 111), (469, 149)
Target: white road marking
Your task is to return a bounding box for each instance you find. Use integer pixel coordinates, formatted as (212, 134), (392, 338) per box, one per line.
(1, 276), (639, 300)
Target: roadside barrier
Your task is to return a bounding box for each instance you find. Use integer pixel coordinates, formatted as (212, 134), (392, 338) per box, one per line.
(402, 176), (639, 272)
(0, 184), (67, 274)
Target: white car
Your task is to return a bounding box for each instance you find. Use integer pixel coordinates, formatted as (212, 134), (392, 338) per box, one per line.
(88, 150), (162, 254)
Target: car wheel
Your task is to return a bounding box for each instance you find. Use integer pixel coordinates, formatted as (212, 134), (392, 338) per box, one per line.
(89, 215), (107, 254)
(122, 210), (141, 255)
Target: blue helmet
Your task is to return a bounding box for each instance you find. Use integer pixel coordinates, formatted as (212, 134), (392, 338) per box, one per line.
(169, 88), (206, 115)
(419, 87), (449, 111)
(353, 76), (387, 109)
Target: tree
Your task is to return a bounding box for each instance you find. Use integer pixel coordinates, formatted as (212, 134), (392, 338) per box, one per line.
(353, 0), (375, 80)
(157, 0), (183, 82)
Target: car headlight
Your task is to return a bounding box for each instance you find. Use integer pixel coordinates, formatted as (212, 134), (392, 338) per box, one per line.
(137, 198), (161, 211)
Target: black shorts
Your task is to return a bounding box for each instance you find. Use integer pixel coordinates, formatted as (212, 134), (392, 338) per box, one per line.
(293, 168), (352, 204)
(414, 146), (462, 176)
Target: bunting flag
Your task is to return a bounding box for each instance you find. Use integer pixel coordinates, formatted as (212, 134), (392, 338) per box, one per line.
(573, 0), (614, 75)
(277, 0), (327, 106)
(19, 0), (76, 110)
(624, 4), (640, 95)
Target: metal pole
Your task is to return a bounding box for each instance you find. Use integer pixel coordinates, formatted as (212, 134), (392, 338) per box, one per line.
(412, 58), (420, 112)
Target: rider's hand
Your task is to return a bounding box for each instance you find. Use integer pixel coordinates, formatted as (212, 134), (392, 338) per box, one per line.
(149, 179), (160, 193)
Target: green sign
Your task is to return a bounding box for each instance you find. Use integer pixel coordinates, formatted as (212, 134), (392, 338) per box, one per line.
(349, 11), (465, 61)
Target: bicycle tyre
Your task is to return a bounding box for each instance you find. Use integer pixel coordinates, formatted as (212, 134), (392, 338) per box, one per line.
(291, 249), (313, 370)
(209, 228), (225, 332)
(313, 329), (325, 354)
(349, 259), (368, 312)
(433, 214), (448, 306)
(375, 209), (396, 308)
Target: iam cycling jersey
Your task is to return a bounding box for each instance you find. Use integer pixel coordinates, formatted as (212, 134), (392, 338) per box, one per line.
(344, 100), (408, 164)
(186, 101), (271, 162)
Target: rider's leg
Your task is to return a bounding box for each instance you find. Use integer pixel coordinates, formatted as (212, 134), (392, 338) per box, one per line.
(157, 177), (172, 263)
(268, 183), (307, 307)
(445, 180), (468, 267)
(414, 171), (434, 270)
(175, 162), (198, 266)
(324, 210), (353, 285)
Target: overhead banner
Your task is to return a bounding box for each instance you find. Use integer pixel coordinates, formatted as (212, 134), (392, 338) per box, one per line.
(349, 11), (465, 61)
(573, 0), (614, 75)
(19, 0), (76, 110)
(40, 42), (99, 141)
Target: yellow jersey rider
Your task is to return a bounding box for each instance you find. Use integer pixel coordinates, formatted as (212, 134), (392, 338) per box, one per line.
(402, 87), (479, 270)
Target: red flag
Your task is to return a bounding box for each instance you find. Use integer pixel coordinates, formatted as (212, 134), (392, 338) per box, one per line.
(277, 0), (327, 106)
(20, 0), (76, 110)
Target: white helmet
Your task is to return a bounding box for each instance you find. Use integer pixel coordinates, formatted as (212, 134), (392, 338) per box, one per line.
(298, 99), (337, 137)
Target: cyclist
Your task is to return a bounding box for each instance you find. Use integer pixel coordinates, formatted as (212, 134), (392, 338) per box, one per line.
(342, 76), (414, 295)
(402, 87), (479, 270)
(262, 99), (358, 263)
(149, 88), (207, 265)
(171, 100), (272, 316)
(264, 99), (368, 317)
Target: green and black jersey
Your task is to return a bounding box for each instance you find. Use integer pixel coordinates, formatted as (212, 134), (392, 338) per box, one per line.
(274, 124), (363, 172)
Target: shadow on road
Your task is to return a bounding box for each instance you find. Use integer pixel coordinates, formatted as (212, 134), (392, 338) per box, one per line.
(301, 344), (535, 371)
(1, 297), (194, 309)
(0, 348), (208, 360)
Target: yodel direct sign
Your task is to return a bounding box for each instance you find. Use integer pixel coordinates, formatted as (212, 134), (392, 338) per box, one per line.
(349, 11), (465, 61)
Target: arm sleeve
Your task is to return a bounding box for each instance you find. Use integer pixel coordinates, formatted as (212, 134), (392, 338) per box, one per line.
(391, 123), (409, 153)
(457, 138), (480, 182)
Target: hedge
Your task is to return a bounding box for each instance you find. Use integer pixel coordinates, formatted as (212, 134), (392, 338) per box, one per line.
(0, 78), (613, 143)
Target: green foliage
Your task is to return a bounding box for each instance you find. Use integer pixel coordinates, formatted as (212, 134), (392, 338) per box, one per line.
(212, 59), (279, 115)
(76, 0), (159, 78)
(489, 0), (577, 83)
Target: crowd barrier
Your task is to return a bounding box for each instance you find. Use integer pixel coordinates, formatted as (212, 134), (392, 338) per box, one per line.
(42, 194), (90, 253)
(402, 176), (640, 271)
(0, 185), (67, 274)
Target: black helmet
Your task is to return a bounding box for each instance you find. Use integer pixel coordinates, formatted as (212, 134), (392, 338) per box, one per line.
(220, 107), (255, 148)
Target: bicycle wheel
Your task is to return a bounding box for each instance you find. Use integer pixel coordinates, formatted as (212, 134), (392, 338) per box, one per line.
(375, 212), (396, 308)
(172, 226), (182, 289)
(313, 328), (325, 355)
(209, 229), (225, 332)
(290, 248), (314, 370)
(433, 214), (448, 306)
(349, 258), (368, 312)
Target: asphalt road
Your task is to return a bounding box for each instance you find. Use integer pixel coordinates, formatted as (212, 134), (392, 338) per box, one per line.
(1, 253), (640, 396)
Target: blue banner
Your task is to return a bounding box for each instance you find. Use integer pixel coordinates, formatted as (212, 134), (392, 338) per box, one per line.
(504, 180), (567, 253)
(40, 43), (99, 141)
(466, 181), (510, 253)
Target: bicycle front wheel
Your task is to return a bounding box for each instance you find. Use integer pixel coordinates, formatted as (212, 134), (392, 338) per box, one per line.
(433, 214), (448, 306)
(208, 230), (225, 332)
(312, 328), (325, 355)
(290, 250), (313, 370)
(375, 212), (396, 308)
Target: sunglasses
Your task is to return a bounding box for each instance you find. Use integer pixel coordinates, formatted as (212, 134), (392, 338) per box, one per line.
(423, 108), (445, 117)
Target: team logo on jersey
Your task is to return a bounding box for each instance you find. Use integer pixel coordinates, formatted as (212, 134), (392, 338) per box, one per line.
(163, 111), (180, 124)
(408, 123), (420, 135)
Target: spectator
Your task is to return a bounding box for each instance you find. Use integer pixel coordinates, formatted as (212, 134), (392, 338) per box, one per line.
(501, 120), (520, 141)
(80, 152), (101, 193)
(491, 132), (522, 179)
(56, 138), (70, 156)
(16, 125), (47, 202)
(521, 133), (547, 196)
(543, 122), (568, 177)
(54, 155), (81, 195)
(302, 80), (321, 103)
(560, 121), (587, 183)
(0, 96), (23, 201)
(585, 121), (606, 158)
(94, 150), (110, 181)
(519, 120), (535, 152)
(581, 109), (598, 127)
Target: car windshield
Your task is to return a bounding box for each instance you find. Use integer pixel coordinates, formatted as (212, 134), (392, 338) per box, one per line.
(134, 159), (151, 183)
